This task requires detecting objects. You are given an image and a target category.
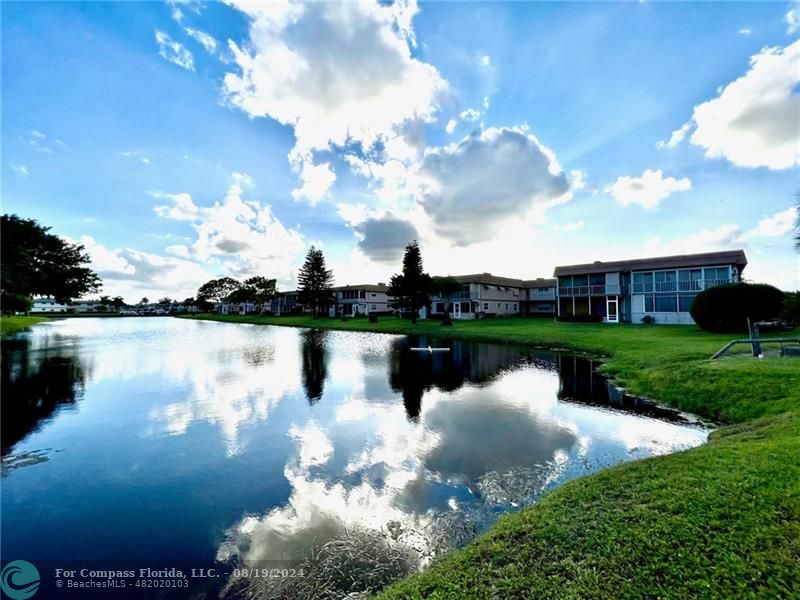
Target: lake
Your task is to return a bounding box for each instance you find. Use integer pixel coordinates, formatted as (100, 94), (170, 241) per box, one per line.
(1, 317), (708, 598)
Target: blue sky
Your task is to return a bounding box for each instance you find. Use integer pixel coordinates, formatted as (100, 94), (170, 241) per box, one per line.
(3, 0), (798, 301)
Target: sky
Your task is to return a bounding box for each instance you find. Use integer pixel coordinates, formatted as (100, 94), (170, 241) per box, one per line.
(2, 0), (799, 302)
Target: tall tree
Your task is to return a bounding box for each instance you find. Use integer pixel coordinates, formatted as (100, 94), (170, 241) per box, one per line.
(197, 277), (242, 305)
(794, 193), (799, 252)
(1, 214), (101, 307)
(387, 241), (432, 322)
(297, 246), (334, 318)
(431, 275), (462, 326)
(228, 276), (278, 306)
(244, 276), (277, 304)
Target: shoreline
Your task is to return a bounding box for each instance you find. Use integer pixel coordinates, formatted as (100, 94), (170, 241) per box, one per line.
(177, 313), (800, 598)
(4, 313), (798, 596)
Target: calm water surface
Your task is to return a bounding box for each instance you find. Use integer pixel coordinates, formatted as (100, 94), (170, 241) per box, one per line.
(1, 318), (708, 597)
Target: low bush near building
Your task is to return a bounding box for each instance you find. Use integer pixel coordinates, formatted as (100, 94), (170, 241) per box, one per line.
(690, 283), (785, 333)
(641, 315), (656, 324)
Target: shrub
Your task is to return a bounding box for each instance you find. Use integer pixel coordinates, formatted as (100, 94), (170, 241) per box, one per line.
(1, 293), (32, 314)
(689, 283), (785, 333)
(641, 315), (656, 324)
(369, 314), (378, 323)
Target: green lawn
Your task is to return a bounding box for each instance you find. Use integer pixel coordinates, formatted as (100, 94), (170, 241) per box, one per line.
(180, 313), (800, 598)
(0, 315), (47, 335)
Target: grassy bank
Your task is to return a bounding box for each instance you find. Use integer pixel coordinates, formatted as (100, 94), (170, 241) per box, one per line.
(0, 315), (47, 335)
(180, 314), (800, 597)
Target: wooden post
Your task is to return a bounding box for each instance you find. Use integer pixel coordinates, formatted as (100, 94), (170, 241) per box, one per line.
(748, 318), (762, 357)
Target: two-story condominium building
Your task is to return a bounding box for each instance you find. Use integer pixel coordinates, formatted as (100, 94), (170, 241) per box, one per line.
(554, 250), (747, 324)
(331, 284), (390, 316)
(429, 273), (526, 319)
(522, 278), (557, 315)
(270, 291), (301, 315)
(31, 297), (69, 313)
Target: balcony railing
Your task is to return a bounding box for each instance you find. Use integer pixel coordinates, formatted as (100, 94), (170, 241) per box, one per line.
(630, 279), (732, 294)
(558, 279), (734, 297)
(558, 284), (623, 297)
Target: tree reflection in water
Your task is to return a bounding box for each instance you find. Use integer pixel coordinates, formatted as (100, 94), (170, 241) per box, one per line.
(1, 336), (87, 456)
(388, 335), (555, 420)
(300, 329), (329, 405)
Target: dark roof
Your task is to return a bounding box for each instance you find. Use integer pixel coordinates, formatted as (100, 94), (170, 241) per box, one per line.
(452, 273), (526, 287)
(553, 250), (748, 277)
(331, 284), (387, 292)
(522, 278), (557, 288)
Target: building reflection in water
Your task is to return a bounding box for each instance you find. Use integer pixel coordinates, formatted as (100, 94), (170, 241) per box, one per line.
(220, 334), (704, 598)
(388, 335), (555, 421)
(1, 319), (707, 600)
(556, 354), (692, 422)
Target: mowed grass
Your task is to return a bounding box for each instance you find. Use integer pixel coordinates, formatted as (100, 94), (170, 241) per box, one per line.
(180, 314), (800, 597)
(0, 315), (47, 335)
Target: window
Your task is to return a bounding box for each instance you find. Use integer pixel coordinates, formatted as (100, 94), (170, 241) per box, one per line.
(644, 295), (654, 312)
(505, 303), (509, 310)
(655, 295), (677, 312)
(654, 270), (677, 292)
(633, 272), (654, 293)
(678, 294), (695, 312)
(513, 303), (517, 311)
(573, 275), (588, 286)
(360, 290), (366, 298)
(589, 274), (604, 285)
(484, 303), (488, 310)
(678, 269), (702, 291)
(435, 302), (444, 312)
(371, 293), (377, 297)
(461, 302), (471, 313)
(704, 266), (729, 282)
(497, 303), (501, 308)
(371, 305), (377, 310)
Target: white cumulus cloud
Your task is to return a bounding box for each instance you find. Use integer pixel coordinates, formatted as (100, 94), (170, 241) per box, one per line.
(152, 173), (307, 286)
(155, 30), (195, 71)
(786, 4), (799, 34)
(222, 0), (447, 203)
(184, 27), (218, 53)
(743, 206), (798, 239)
(459, 108), (481, 123)
(290, 161), (336, 205)
(684, 40), (799, 169)
(606, 169), (691, 209)
(416, 127), (573, 246)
